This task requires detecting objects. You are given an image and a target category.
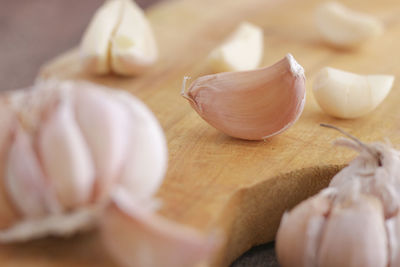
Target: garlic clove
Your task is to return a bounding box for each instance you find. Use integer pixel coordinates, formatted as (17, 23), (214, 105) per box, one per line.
(313, 67), (394, 119)
(113, 91), (168, 200)
(6, 127), (50, 218)
(182, 54), (306, 140)
(80, 0), (122, 74)
(207, 21), (264, 73)
(315, 1), (384, 48)
(38, 97), (95, 209)
(100, 188), (219, 267)
(317, 196), (387, 267)
(74, 85), (130, 201)
(276, 188), (334, 267)
(110, 0), (158, 76)
(0, 107), (20, 228)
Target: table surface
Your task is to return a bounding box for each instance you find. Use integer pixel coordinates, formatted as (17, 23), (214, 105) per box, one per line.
(0, 0), (278, 266)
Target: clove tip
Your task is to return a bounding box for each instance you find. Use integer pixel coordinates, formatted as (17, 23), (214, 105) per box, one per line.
(286, 53), (305, 78)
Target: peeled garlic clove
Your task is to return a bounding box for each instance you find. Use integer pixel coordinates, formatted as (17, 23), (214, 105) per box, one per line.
(182, 54), (306, 140)
(317, 196), (387, 267)
(38, 97), (95, 209)
(6, 127), (50, 218)
(74, 86), (130, 201)
(100, 188), (219, 267)
(313, 67), (394, 119)
(315, 1), (384, 48)
(110, 0), (158, 76)
(276, 188), (334, 267)
(207, 21), (263, 73)
(114, 92), (168, 200)
(80, 0), (122, 74)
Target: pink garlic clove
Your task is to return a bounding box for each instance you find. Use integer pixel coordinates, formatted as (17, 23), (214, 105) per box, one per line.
(74, 85), (130, 201)
(0, 105), (20, 229)
(114, 91), (168, 201)
(38, 97), (95, 209)
(6, 126), (51, 218)
(276, 188), (335, 267)
(182, 54), (306, 140)
(100, 188), (219, 267)
(317, 195), (387, 267)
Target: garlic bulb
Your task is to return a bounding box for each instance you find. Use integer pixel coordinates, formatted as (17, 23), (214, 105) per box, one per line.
(313, 67), (394, 119)
(276, 125), (400, 267)
(315, 1), (384, 48)
(207, 21), (264, 73)
(101, 187), (219, 267)
(80, 0), (158, 76)
(0, 79), (167, 242)
(182, 54), (306, 140)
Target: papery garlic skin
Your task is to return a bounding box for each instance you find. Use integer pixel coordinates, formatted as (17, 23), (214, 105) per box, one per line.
(0, 79), (167, 242)
(101, 188), (219, 267)
(80, 0), (158, 76)
(208, 21), (264, 73)
(313, 67), (394, 119)
(315, 2), (384, 48)
(182, 54), (306, 140)
(276, 132), (400, 267)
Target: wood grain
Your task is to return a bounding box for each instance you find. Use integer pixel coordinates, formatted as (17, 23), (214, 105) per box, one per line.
(2, 0), (400, 266)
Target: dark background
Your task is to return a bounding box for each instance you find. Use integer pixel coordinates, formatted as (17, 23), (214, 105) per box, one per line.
(0, 0), (279, 266)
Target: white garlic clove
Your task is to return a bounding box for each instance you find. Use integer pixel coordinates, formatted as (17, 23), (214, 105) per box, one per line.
(207, 21), (264, 73)
(114, 91), (168, 200)
(276, 188), (335, 267)
(313, 67), (394, 119)
(74, 85), (130, 201)
(80, 0), (122, 74)
(182, 54), (306, 140)
(0, 106), (20, 229)
(110, 0), (158, 76)
(100, 188), (219, 267)
(6, 127), (51, 218)
(317, 196), (387, 267)
(38, 97), (95, 209)
(315, 1), (384, 48)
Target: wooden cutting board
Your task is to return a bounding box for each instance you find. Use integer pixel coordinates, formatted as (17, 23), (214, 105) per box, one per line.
(2, 0), (400, 266)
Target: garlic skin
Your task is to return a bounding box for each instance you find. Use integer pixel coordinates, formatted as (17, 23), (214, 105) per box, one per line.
(276, 129), (400, 267)
(182, 54), (306, 140)
(207, 21), (264, 73)
(313, 67), (394, 119)
(101, 188), (219, 267)
(80, 0), (158, 76)
(0, 79), (167, 242)
(315, 1), (384, 48)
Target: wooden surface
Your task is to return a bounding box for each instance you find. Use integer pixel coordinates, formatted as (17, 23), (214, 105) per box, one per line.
(2, 0), (400, 266)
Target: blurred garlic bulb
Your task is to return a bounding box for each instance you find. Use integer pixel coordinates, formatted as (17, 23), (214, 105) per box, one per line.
(0, 79), (167, 242)
(276, 125), (400, 267)
(182, 54), (306, 140)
